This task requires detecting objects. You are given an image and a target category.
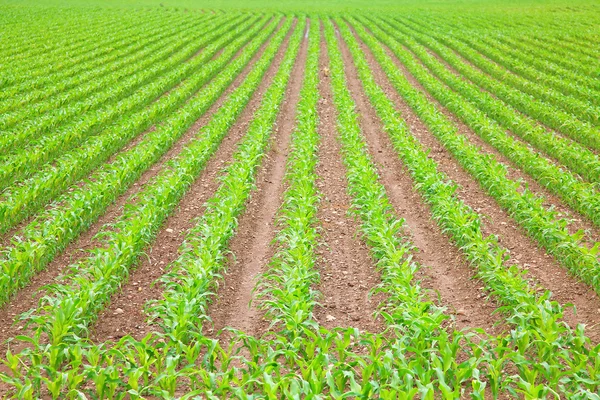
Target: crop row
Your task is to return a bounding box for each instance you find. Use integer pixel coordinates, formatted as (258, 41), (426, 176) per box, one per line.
(357, 16), (600, 294)
(346, 17), (600, 396)
(365, 17), (600, 233)
(0, 12), (217, 126)
(0, 14), (253, 193)
(0, 11), (190, 104)
(0, 14), (227, 152)
(398, 17), (600, 148)
(0, 15), (259, 234)
(377, 16), (600, 185)
(256, 19), (321, 334)
(1, 11), (184, 91)
(1, 17), (302, 398)
(0, 15), (280, 305)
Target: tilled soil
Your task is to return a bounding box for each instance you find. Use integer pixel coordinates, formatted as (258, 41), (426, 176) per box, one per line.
(2, 17), (600, 384)
(92, 19), (295, 342)
(0, 20), (291, 349)
(313, 28), (385, 333)
(421, 43), (600, 244)
(206, 22), (307, 339)
(340, 23), (503, 334)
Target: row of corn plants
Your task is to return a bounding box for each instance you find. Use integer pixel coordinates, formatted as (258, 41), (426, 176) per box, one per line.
(147, 17), (305, 345)
(0, 14), (225, 154)
(255, 19), (321, 337)
(345, 17), (600, 397)
(424, 19), (600, 106)
(0, 14), (254, 192)
(429, 14), (599, 91)
(0, 17), (303, 399)
(356, 16), (600, 295)
(397, 16), (600, 147)
(0, 12), (215, 132)
(322, 19), (492, 397)
(398, 16), (600, 142)
(0, 9), (190, 90)
(364, 16), (600, 232)
(375, 16), (600, 186)
(0, 10), (152, 82)
(415, 13), (599, 126)
(0, 15), (284, 304)
(0, 14), (261, 233)
(0, 10), (191, 111)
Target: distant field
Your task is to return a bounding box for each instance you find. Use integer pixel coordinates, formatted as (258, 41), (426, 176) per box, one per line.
(1, 1), (600, 398)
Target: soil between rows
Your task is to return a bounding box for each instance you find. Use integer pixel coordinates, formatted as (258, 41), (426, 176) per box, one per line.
(92, 18), (294, 342)
(206, 20), (307, 338)
(1, 14), (599, 377)
(313, 25), (385, 333)
(417, 41), (600, 244)
(339, 22), (503, 334)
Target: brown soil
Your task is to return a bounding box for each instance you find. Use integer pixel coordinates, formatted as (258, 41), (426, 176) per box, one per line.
(312, 27), (384, 333)
(206, 22), (307, 339)
(91, 19), (294, 343)
(356, 25), (600, 341)
(339, 23), (503, 334)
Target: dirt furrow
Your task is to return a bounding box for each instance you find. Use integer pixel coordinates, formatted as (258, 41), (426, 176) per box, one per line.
(0, 21), (290, 349)
(357, 27), (600, 341)
(206, 24), (308, 339)
(91, 20), (295, 343)
(338, 23), (502, 334)
(313, 27), (384, 333)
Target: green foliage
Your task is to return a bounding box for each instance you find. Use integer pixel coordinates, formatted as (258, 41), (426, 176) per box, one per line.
(1, 2), (600, 398)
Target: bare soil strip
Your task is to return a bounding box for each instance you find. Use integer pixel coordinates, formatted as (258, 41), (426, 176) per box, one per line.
(313, 30), (384, 333)
(0, 20), (290, 349)
(361, 29), (600, 341)
(340, 24), (502, 334)
(206, 27), (308, 340)
(91, 20), (295, 343)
